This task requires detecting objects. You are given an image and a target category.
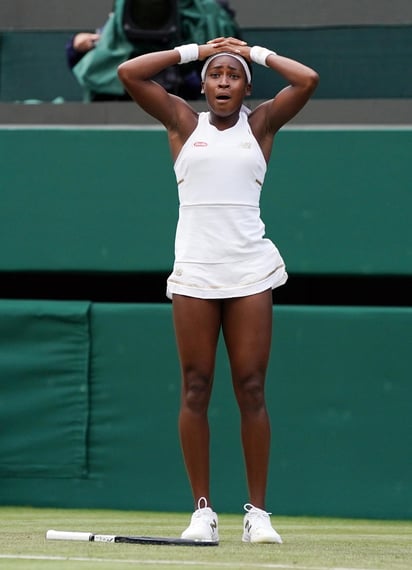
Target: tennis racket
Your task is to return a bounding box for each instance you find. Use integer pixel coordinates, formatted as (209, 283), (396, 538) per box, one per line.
(46, 529), (218, 546)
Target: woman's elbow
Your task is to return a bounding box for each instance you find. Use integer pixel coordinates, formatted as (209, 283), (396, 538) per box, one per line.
(307, 70), (320, 92)
(117, 61), (129, 83)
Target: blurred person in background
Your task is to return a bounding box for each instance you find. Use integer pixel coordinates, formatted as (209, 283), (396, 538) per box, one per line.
(66, 0), (240, 101)
(66, 31), (102, 69)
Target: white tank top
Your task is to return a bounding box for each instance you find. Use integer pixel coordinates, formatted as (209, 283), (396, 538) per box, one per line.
(173, 109), (274, 264)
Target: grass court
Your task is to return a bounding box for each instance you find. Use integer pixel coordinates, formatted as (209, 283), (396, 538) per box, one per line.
(1, 506), (411, 570)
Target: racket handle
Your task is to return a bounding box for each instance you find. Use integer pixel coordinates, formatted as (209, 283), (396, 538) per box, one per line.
(46, 530), (93, 541)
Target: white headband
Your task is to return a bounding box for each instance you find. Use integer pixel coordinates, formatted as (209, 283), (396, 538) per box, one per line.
(201, 52), (252, 83)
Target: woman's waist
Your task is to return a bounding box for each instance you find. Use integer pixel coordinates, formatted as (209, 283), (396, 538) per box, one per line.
(174, 208), (274, 263)
(176, 204), (265, 241)
(178, 202), (260, 210)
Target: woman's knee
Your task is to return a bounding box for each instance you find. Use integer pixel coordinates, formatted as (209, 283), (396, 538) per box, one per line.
(235, 374), (266, 413)
(181, 370), (213, 413)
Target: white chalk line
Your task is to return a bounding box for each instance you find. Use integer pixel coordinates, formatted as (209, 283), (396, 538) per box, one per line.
(0, 553), (381, 570)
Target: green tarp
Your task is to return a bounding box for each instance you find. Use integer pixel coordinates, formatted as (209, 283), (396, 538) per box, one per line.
(0, 301), (91, 478)
(1, 302), (411, 519)
(73, 0), (240, 99)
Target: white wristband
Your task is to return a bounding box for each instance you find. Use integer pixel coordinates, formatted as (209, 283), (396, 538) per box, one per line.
(250, 45), (277, 67)
(174, 43), (199, 65)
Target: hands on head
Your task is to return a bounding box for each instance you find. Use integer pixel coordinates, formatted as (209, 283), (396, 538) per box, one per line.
(199, 37), (251, 61)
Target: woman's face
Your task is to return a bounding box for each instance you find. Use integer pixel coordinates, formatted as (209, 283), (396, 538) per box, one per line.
(202, 55), (251, 116)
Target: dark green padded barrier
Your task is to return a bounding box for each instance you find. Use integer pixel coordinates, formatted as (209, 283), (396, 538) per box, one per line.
(0, 128), (178, 272)
(0, 128), (411, 275)
(0, 301), (411, 519)
(271, 305), (412, 520)
(0, 31), (83, 102)
(242, 26), (412, 99)
(0, 300), (90, 478)
(0, 26), (411, 101)
(265, 128), (412, 276)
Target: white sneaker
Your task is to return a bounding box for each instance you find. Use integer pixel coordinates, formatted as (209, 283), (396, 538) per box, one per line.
(181, 497), (219, 542)
(242, 503), (283, 544)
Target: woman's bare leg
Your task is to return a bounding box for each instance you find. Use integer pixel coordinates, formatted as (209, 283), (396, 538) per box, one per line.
(222, 290), (273, 509)
(172, 294), (222, 508)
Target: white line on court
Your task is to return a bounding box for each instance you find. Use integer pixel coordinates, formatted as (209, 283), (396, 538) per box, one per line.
(0, 553), (381, 570)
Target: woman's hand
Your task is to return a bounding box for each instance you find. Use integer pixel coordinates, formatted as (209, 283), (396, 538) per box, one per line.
(198, 37), (249, 61)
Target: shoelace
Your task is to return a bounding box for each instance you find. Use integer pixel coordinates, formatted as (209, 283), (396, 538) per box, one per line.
(197, 497), (209, 510)
(191, 497), (213, 518)
(244, 503), (272, 517)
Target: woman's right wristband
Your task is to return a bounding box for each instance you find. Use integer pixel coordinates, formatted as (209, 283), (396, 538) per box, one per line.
(174, 43), (199, 64)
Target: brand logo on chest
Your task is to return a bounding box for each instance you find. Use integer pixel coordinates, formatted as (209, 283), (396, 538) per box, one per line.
(194, 141), (208, 147)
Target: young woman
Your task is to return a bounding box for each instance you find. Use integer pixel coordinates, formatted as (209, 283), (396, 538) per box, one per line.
(118, 36), (318, 544)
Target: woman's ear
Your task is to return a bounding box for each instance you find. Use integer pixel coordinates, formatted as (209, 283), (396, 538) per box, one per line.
(201, 81), (205, 94)
(246, 83), (252, 97)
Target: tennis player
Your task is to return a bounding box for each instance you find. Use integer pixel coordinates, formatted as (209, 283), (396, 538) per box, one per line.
(118, 36), (318, 543)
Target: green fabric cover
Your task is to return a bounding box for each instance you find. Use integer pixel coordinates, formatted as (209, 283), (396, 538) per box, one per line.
(73, 0), (240, 99)
(1, 303), (411, 519)
(0, 301), (91, 478)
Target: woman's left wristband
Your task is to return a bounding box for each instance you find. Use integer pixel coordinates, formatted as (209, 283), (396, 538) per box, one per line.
(250, 45), (277, 67)
(174, 43), (199, 64)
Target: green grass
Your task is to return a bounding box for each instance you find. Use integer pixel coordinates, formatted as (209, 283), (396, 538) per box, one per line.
(1, 507), (411, 570)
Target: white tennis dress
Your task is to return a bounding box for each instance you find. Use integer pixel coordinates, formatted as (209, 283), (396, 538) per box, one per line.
(166, 108), (287, 299)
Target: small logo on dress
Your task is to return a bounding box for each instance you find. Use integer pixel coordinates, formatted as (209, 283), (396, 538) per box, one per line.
(194, 141), (208, 147)
(240, 142), (252, 149)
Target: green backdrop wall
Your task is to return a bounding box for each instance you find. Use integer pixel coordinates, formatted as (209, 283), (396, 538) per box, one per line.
(0, 301), (411, 520)
(1, 125), (411, 520)
(1, 127), (411, 276)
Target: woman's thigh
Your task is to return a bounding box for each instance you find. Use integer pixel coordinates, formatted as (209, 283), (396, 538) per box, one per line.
(172, 294), (222, 378)
(222, 290), (273, 383)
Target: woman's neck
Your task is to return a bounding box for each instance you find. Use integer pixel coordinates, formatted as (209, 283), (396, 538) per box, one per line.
(207, 110), (240, 131)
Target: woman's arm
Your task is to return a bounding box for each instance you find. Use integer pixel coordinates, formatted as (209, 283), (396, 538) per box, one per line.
(118, 48), (189, 130)
(222, 40), (319, 161)
(117, 39), (247, 158)
(257, 50), (319, 133)
(204, 38), (318, 142)
(118, 41), (245, 128)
